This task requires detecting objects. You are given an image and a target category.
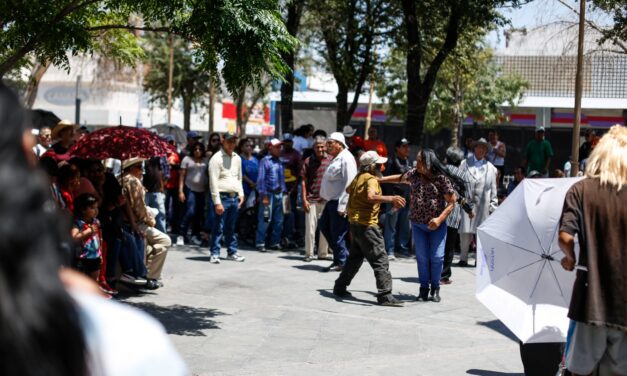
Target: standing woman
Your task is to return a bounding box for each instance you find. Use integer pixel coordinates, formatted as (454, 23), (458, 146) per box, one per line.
(206, 132), (222, 159)
(381, 149), (457, 302)
(238, 138), (259, 201)
(178, 141), (208, 245)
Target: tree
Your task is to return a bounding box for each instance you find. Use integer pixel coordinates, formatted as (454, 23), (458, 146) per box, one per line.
(143, 35), (209, 131)
(280, 0), (306, 134)
(591, 0), (627, 50)
(399, 0), (524, 144)
(309, 0), (393, 129)
(377, 27), (528, 145)
(233, 76), (273, 136)
(0, 0), (298, 94)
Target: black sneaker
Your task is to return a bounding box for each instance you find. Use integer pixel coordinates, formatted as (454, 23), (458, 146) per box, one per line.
(333, 289), (352, 298)
(268, 244), (283, 251)
(379, 297), (404, 307)
(256, 245), (267, 252)
(457, 260), (469, 267)
(144, 279), (160, 290)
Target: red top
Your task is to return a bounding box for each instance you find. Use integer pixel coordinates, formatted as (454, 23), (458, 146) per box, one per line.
(165, 152), (180, 190)
(363, 140), (388, 157)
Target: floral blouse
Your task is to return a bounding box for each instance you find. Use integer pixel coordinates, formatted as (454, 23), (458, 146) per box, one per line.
(405, 170), (454, 224)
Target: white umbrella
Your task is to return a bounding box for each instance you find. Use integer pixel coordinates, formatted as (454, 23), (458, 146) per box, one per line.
(476, 177), (583, 343)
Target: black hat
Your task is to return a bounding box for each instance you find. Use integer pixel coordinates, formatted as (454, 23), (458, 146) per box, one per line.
(223, 132), (239, 141)
(395, 138), (410, 147)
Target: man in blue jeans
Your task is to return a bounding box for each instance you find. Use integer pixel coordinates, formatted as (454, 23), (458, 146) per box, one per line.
(208, 132), (246, 264)
(255, 138), (286, 252)
(318, 132), (357, 272)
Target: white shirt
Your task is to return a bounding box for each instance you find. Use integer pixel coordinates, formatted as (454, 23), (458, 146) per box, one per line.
(208, 148), (244, 205)
(33, 144), (47, 157)
(320, 148), (357, 212)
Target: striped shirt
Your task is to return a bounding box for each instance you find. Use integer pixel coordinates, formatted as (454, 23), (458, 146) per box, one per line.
(301, 155), (331, 202)
(445, 164), (473, 229)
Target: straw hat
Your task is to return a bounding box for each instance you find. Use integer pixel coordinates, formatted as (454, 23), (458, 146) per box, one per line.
(51, 120), (75, 139)
(122, 157), (146, 171)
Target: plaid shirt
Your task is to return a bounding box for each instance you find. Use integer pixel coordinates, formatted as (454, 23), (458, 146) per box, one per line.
(445, 164), (472, 229)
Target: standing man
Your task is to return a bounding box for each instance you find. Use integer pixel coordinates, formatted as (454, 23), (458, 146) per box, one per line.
(523, 127), (553, 177)
(363, 127), (388, 157)
(458, 138), (498, 267)
(578, 128), (595, 162)
(559, 126), (627, 376)
(487, 129), (506, 188)
(333, 151), (405, 306)
(255, 138), (286, 252)
(182, 131), (203, 158)
(50, 120), (75, 155)
(383, 138), (412, 259)
(208, 132), (246, 264)
(301, 135), (332, 262)
(33, 126), (52, 158)
(318, 132), (357, 272)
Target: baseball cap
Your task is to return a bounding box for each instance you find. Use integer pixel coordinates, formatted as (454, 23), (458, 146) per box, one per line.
(268, 138), (282, 147)
(223, 132), (238, 141)
(360, 150), (388, 166)
(187, 131), (201, 139)
(536, 126), (546, 133)
(395, 138), (410, 147)
(282, 133), (293, 142)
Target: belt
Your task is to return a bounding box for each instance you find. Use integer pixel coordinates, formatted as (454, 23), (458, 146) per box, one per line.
(219, 192), (239, 198)
(268, 189), (283, 194)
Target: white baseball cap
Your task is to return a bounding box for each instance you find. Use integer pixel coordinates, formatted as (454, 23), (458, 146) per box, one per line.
(359, 150), (387, 166)
(328, 132), (347, 148)
(268, 138), (282, 147)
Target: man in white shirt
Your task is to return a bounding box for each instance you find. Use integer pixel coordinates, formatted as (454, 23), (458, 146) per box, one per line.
(32, 126), (52, 157)
(208, 132), (246, 264)
(318, 132), (357, 272)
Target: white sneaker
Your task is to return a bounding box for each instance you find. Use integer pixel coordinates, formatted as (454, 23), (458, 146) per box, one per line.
(227, 253), (246, 262)
(388, 255), (396, 261)
(176, 236), (184, 246)
(209, 255), (221, 264)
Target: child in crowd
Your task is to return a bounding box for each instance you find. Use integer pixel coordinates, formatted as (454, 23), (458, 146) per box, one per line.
(71, 193), (104, 285)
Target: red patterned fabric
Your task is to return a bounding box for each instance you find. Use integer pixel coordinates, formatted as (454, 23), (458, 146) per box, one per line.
(67, 126), (175, 160)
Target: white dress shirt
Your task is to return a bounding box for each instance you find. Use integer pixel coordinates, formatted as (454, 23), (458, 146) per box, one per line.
(320, 148), (357, 212)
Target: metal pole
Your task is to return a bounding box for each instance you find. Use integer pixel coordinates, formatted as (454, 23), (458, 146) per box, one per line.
(75, 74), (81, 125)
(571, 0), (586, 177)
(167, 35), (174, 124)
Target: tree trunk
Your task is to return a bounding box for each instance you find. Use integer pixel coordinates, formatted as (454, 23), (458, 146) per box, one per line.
(235, 88), (246, 135)
(183, 97), (192, 131)
(336, 84), (349, 130)
(279, 0), (304, 135)
(208, 77), (215, 133)
(23, 60), (50, 108)
(402, 0), (423, 144)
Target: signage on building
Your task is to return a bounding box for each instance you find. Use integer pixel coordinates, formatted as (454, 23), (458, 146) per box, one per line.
(43, 87), (89, 106)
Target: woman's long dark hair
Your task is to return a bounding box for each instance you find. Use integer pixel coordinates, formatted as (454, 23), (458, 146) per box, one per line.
(418, 148), (467, 197)
(0, 83), (89, 376)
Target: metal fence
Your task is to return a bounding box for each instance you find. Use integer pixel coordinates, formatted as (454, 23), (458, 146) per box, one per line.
(494, 54), (627, 99)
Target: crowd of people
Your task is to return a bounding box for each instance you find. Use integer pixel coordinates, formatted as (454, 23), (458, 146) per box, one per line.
(29, 116), (605, 301)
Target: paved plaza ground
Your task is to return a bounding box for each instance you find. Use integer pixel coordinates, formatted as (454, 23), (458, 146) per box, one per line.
(120, 244), (524, 376)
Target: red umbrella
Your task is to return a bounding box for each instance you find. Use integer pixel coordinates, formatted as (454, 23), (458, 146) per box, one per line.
(67, 126), (175, 160)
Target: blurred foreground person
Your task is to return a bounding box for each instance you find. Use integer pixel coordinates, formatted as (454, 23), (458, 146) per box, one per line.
(559, 125), (627, 376)
(0, 83), (187, 376)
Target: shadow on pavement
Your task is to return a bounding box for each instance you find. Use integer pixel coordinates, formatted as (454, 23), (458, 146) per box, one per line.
(293, 264), (328, 272)
(279, 255), (305, 261)
(186, 256), (211, 262)
(394, 276), (419, 284)
(317, 289), (376, 306)
(476, 320), (518, 343)
(124, 302), (226, 336)
(466, 370), (523, 376)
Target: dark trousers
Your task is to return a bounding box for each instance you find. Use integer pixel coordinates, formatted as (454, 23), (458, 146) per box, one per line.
(318, 200), (349, 266)
(165, 187), (182, 233)
(519, 341), (563, 376)
(441, 226), (459, 280)
(334, 223), (393, 302)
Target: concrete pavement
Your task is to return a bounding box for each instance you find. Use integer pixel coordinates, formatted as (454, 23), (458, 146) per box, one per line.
(120, 245), (524, 376)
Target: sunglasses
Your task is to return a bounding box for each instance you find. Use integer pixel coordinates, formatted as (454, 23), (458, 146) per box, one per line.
(210, 138), (220, 142)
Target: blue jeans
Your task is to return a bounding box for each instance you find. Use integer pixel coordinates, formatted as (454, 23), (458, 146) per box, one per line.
(384, 203), (410, 256)
(119, 226), (147, 278)
(179, 187), (205, 238)
(318, 200), (349, 266)
(211, 195), (240, 256)
(203, 195), (215, 235)
(412, 222), (447, 289)
(255, 193), (284, 247)
(145, 192), (166, 233)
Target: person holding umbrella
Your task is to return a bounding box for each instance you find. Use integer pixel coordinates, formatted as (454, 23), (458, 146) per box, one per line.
(559, 125), (627, 376)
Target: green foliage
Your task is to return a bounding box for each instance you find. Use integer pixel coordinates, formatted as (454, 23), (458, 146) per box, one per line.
(591, 0), (627, 50)
(0, 0), (298, 93)
(142, 34), (209, 130)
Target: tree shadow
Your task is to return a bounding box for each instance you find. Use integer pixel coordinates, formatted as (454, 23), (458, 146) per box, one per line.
(123, 302), (226, 336)
(476, 319), (519, 343)
(466, 370), (523, 376)
(292, 264), (328, 272)
(393, 276), (419, 284)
